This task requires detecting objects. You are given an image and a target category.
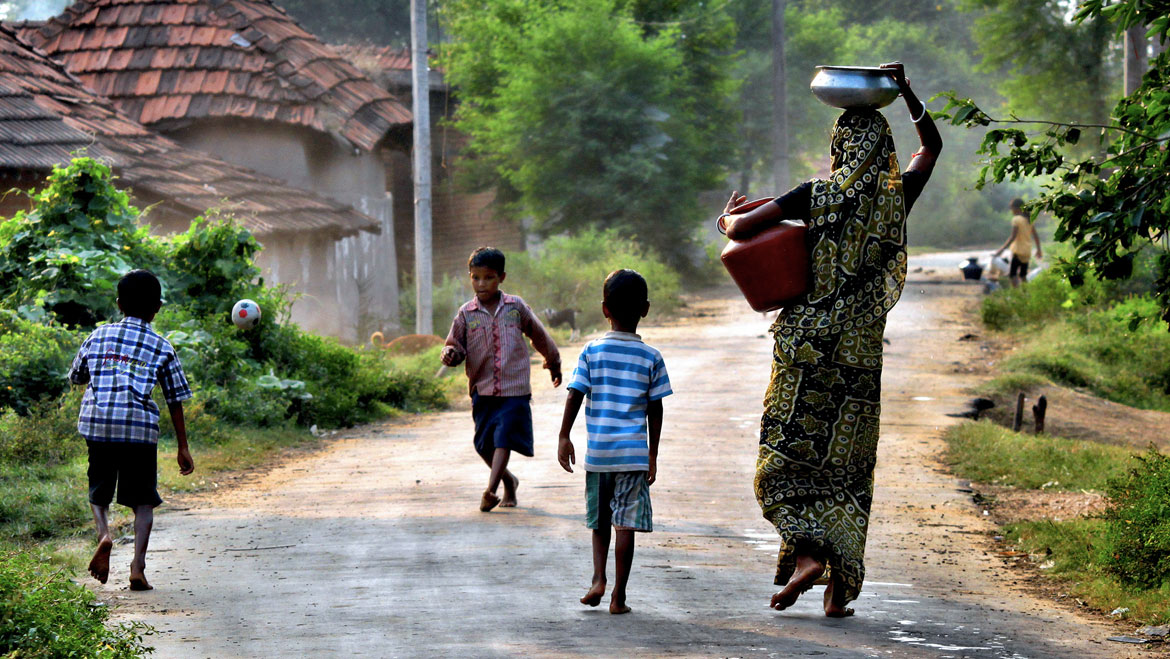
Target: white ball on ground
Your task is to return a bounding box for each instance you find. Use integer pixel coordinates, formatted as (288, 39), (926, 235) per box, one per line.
(231, 299), (261, 329)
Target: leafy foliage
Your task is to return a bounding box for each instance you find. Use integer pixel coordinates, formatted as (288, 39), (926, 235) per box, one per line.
(505, 228), (681, 329)
(960, 0), (1118, 125)
(1105, 449), (1170, 589)
(935, 0), (1170, 324)
(0, 311), (79, 415)
(0, 159), (162, 327)
(440, 0), (738, 265)
(0, 551), (152, 657)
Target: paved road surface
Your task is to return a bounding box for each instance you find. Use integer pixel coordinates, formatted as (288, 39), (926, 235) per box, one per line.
(108, 257), (1128, 657)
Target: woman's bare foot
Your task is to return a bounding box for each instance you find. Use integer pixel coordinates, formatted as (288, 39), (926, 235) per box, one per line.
(128, 559), (152, 591)
(823, 576), (855, 618)
(88, 536), (113, 584)
(480, 490), (501, 512)
(609, 593), (631, 615)
(580, 581), (606, 607)
(501, 474), (519, 507)
(770, 554), (825, 611)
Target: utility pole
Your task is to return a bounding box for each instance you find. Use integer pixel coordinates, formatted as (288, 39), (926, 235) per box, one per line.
(771, 0), (789, 193)
(411, 0), (433, 334)
(1124, 24), (1148, 95)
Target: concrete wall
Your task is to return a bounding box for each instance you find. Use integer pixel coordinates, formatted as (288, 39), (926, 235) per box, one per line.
(166, 119), (399, 343)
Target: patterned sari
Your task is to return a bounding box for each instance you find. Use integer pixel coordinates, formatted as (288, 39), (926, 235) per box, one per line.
(754, 110), (907, 605)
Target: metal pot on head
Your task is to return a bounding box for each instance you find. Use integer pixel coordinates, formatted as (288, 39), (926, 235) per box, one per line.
(810, 66), (901, 110)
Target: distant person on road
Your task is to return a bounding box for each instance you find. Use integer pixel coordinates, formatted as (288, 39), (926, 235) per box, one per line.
(442, 247), (562, 512)
(68, 269), (195, 591)
(992, 198), (1042, 287)
(557, 269), (672, 614)
(720, 62), (941, 617)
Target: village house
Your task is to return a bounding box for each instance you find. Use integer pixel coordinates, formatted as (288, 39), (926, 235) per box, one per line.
(0, 23), (384, 310)
(18, 0), (414, 341)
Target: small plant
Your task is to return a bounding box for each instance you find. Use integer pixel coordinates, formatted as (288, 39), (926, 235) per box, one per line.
(0, 551), (152, 657)
(1104, 449), (1170, 589)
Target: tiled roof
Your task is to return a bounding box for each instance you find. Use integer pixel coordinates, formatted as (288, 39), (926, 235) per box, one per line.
(17, 0), (410, 151)
(0, 23), (378, 237)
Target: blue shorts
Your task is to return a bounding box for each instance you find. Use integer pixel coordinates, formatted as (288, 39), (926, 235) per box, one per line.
(471, 393), (534, 460)
(585, 471), (653, 532)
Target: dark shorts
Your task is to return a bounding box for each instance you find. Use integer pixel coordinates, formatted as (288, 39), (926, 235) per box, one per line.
(87, 441), (163, 508)
(471, 393), (534, 460)
(1010, 255), (1029, 278)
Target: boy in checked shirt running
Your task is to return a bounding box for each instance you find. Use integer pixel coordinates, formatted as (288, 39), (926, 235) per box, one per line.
(442, 247), (562, 512)
(69, 270), (194, 590)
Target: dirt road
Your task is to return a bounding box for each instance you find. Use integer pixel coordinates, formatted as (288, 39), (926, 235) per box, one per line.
(109, 257), (1129, 657)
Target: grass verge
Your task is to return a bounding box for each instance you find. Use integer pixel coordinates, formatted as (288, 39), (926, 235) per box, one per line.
(945, 421), (1170, 624)
(944, 420), (1136, 492)
(1004, 518), (1170, 624)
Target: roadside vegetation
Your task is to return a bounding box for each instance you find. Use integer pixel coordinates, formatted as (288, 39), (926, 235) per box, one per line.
(400, 229), (683, 338)
(0, 159), (452, 654)
(946, 247), (1170, 625)
(948, 422), (1170, 625)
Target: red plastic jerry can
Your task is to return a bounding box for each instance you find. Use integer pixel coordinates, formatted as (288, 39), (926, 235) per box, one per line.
(718, 197), (810, 313)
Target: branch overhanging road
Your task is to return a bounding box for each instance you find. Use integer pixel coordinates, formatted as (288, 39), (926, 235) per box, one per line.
(111, 254), (1131, 658)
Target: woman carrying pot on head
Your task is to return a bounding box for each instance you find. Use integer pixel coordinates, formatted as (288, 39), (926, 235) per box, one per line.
(721, 62), (941, 617)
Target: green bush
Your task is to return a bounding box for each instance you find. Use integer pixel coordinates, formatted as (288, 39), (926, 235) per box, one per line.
(162, 213), (263, 318)
(0, 390), (83, 467)
(506, 228), (681, 330)
(0, 551), (151, 657)
(0, 310), (80, 415)
(1104, 449), (1170, 589)
(0, 158), (163, 327)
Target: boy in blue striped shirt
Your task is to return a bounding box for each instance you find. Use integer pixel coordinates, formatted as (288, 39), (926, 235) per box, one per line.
(558, 269), (672, 614)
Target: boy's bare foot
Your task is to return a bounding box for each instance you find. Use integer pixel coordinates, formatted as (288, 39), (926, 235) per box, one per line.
(609, 594), (631, 615)
(580, 581), (606, 607)
(128, 559), (152, 591)
(501, 474), (519, 507)
(770, 555), (825, 611)
(823, 576), (855, 618)
(480, 490), (500, 512)
(88, 536), (113, 584)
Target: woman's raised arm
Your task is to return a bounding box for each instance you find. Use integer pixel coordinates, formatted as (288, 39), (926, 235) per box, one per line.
(881, 62), (941, 176)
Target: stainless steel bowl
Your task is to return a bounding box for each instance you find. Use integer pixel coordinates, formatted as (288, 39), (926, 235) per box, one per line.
(809, 66), (900, 110)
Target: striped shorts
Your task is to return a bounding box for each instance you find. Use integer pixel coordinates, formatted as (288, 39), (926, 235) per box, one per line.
(585, 471), (653, 532)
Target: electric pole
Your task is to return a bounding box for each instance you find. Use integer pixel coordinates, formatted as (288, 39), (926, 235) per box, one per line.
(411, 0), (433, 334)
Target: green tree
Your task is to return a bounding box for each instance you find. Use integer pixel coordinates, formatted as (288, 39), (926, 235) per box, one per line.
(440, 0), (739, 264)
(936, 0), (1170, 323)
(961, 0), (1120, 126)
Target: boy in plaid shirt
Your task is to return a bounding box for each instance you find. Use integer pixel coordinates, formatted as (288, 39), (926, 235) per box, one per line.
(69, 270), (194, 590)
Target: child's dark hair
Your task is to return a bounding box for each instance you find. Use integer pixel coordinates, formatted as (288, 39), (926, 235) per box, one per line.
(603, 269), (648, 324)
(468, 247), (505, 273)
(117, 269), (162, 319)
(1010, 197), (1025, 212)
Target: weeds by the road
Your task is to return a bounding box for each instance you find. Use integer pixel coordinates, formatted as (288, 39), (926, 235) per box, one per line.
(0, 551), (153, 657)
(946, 422), (1170, 625)
(945, 420), (1135, 492)
(980, 246), (1170, 413)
